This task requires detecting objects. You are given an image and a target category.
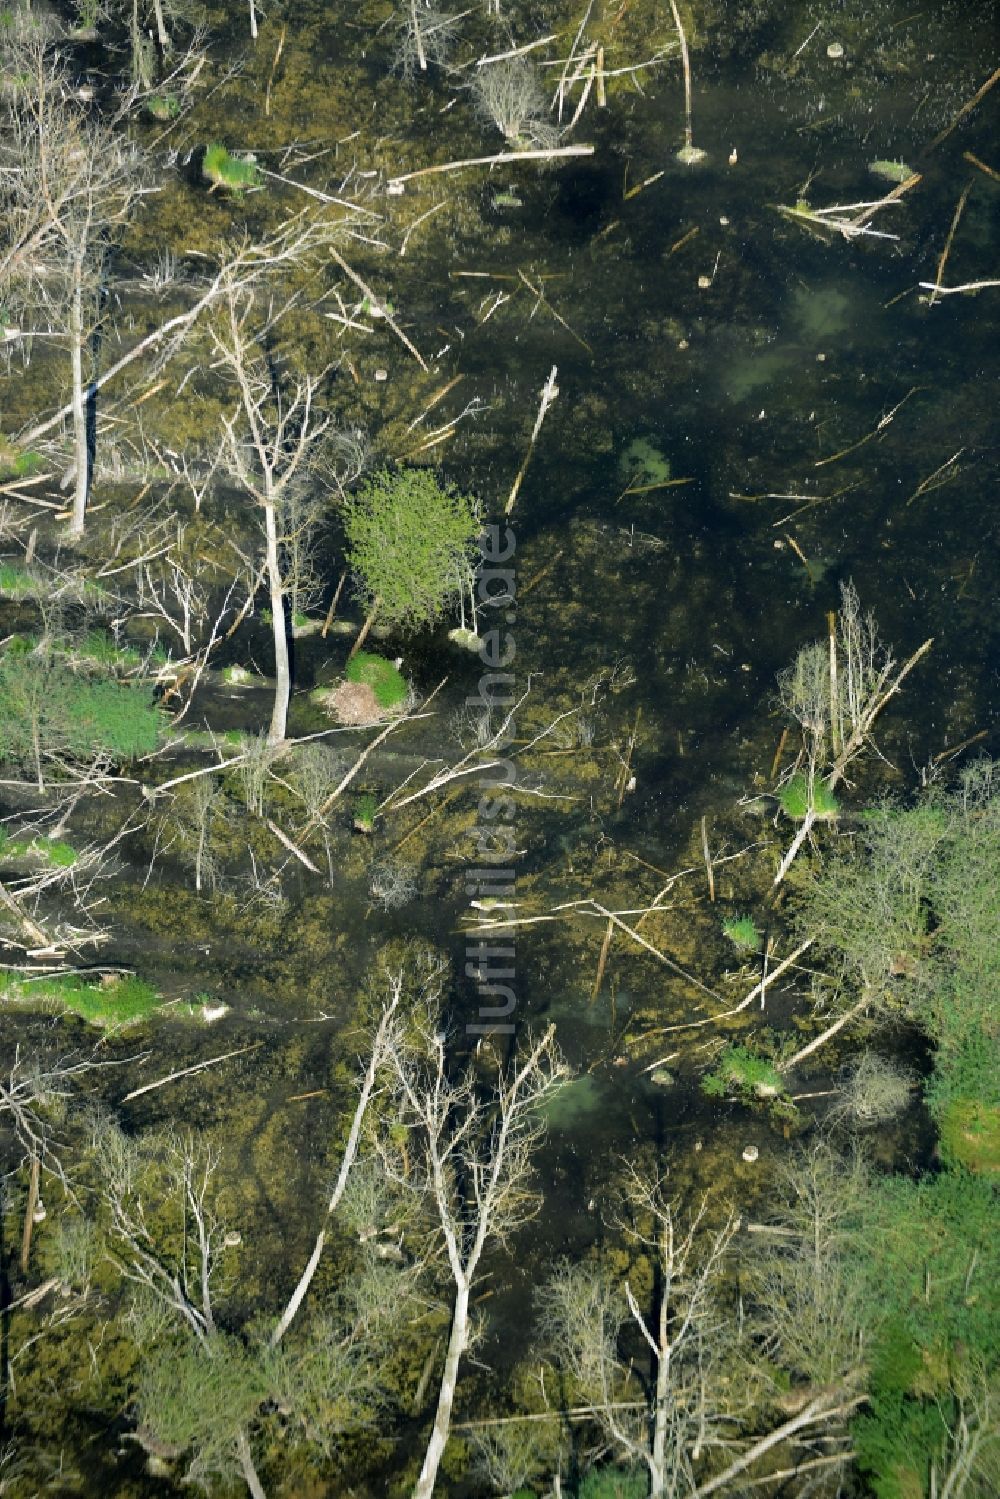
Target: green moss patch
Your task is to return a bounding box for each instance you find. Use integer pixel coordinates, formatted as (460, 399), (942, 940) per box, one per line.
(935, 1097), (1000, 1174)
(869, 159), (913, 183)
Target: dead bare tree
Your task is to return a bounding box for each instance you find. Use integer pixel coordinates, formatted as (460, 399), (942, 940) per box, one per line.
(208, 279), (338, 744)
(117, 511), (260, 692)
(1, 1046), (115, 1186)
(12, 210), (348, 489)
(772, 581), (932, 884)
(100, 1124), (268, 1497)
(935, 1360), (999, 1499)
(0, 42), (148, 534)
(745, 1142), (869, 1395)
(692, 1141), (870, 1497)
(269, 967), (411, 1346)
(380, 1008), (567, 1499)
(540, 1170), (742, 1498)
(97, 967), (423, 1495)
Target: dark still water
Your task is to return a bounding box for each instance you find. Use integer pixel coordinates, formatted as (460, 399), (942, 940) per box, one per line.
(0, 1), (996, 1495)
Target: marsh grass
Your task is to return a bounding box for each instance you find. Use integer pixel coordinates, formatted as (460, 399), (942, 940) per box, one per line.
(0, 646), (162, 784)
(0, 562), (40, 598)
(6, 972), (161, 1027)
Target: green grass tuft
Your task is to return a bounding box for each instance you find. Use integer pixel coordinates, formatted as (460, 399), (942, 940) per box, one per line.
(576, 1468), (648, 1499)
(778, 772), (839, 821)
(345, 652), (408, 710)
(703, 1045), (786, 1102)
(78, 630), (143, 671)
(202, 143), (263, 191)
(721, 914), (761, 953)
(354, 792), (377, 829)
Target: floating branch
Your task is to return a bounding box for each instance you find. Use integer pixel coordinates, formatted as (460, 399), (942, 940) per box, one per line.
(506, 365), (559, 514)
(388, 143), (594, 188)
(928, 65), (1000, 150)
(328, 247), (427, 370)
(122, 1043), (263, 1102)
(929, 180), (973, 306)
(918, 278), (1000, 296)
(477, 34), (557, 68)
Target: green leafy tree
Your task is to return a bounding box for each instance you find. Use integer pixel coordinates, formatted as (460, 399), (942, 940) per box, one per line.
(851, 1171), (1000, 1498)
(782, 764), (1000, 1498)
(342, 467), (480, 649)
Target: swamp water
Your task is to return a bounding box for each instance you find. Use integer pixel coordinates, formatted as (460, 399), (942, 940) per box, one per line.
(0, 0), (996, 1494)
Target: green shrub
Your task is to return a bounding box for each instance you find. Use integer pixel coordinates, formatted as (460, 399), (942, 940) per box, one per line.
(721, 914), (761, 953)
(791, 770), (1000, 1494)
(136, 1335), (270, 1488)
(850, 1168), (1000, 1497)
(345, 652), (408, 710)
(927, 1025), (1000, 1120)
(934, 1097), (1000, 1174)
(146, 92), (180, 120)
(202, 143), (262, 191)
(778, 772), (839, 821)
(342, 467), (480, 631)
(854, 1387), (953, 1499)
(703, 1045), (785, 1102)
(0, 448), (42, 479)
